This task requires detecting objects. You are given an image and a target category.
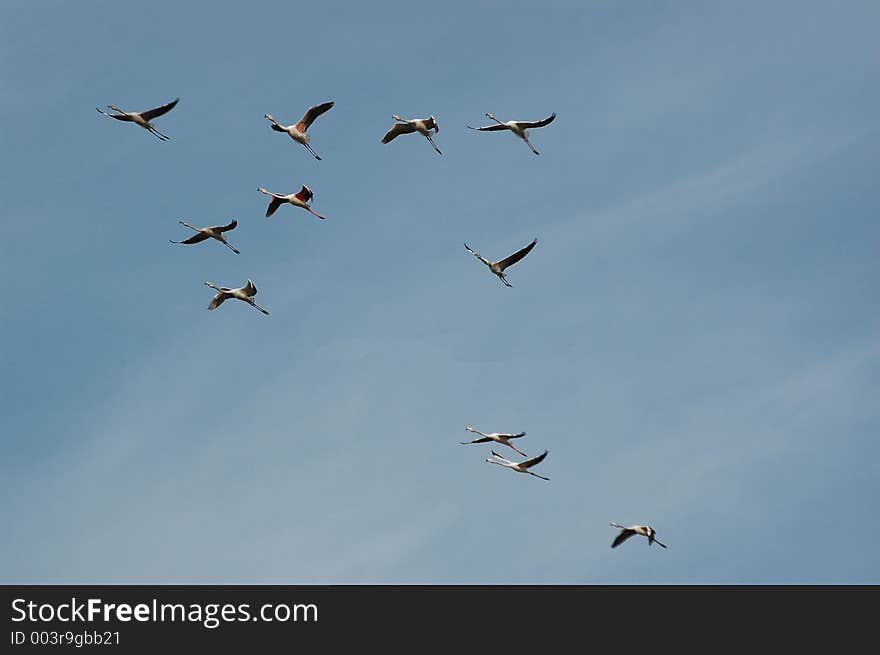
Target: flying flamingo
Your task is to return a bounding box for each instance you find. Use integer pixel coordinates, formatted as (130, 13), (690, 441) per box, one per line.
(609, 523), (668, 549)
(485, 450), (550, 481)
(258, 185), (327, 220)
(264, 101), (334, 160)
(461, 426), (528, 457)
(96, 98), (179, 141)
(170, 219), (240, 254)
(381, 115), (442, 154)
(464, 238), (537, 287)
(204, 279), (268, 315)
(467, 112), (556, 155)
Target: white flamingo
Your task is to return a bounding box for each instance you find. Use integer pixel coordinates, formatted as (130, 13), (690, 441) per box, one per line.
(464, 238), (537, 287)
(485, 450), (550, 481)
(170, 219), (240, 254)
(467, 112), (556, 155)
(609, 523), (668, 549)
(461, 426), (528, 457)
(264, 101), (334, 160)
(258, 185), (327, 220)
(381, 115), (442, 154)
(96, 98), (179, 141)
(204, 279), (268, 315)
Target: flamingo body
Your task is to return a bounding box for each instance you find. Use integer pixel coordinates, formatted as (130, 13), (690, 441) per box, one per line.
(609, 523), (668, 549)
(264, 101), (334, 159)
(96, 98), (179, 141)
(467, 111), (556, 155)
(461, 426), (528, 457)
(485, 450), (550, 481)
(170, 219), (240, 254)
(204, 279), (269, 315)
(258, 185), (327, 220)
(464, 238), (537, 287)
(381, 114), (442, 154)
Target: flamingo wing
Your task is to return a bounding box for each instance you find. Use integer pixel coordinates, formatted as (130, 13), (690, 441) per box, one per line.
(495, 238), (538, 271)
(521, 450), (548, 468)
(294, 185), (313, 203)
(265, 196), (284, 217)
(173, 232), (210, 245)
(382, 121), (416, 143)
(611, 529), (636, 549)
(140, 98), (179, 121)
(517, 113), (557, 129)
(244, 279), (258, 296)
(467, 122), (509, 132)
(97, 108), (133, 121)
(208, 292), (229, 310)
(214, 219), (238, 233)
(295, 101), (334, 132)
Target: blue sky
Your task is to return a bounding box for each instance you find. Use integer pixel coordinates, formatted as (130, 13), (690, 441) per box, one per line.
(1, 0), (878, 583)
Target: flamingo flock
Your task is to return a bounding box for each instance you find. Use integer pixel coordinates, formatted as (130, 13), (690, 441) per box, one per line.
(98, 94), (669, 561)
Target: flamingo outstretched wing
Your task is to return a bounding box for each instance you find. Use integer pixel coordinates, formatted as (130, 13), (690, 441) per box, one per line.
(294, 185), (314, 203)
(495, 238), (538, 271)
(517, 113), (556, 129)
(467, 122), (509, 132)
(171, 232), (209, 245)
(382, 121), (417, 143)
(521, 450), (548, 469)
(213, 219), (238, 233)
(140, 98), (179, 121)
(296, 101), (334, 133)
